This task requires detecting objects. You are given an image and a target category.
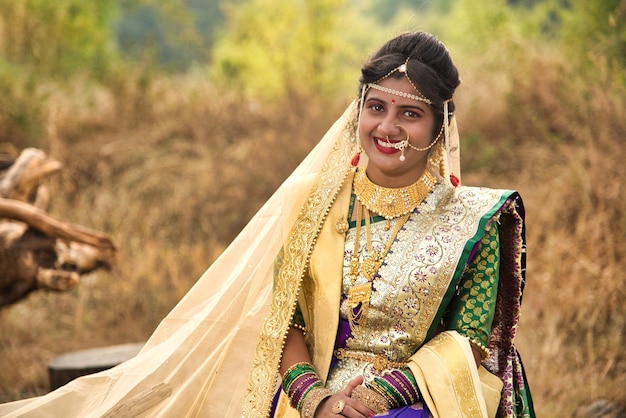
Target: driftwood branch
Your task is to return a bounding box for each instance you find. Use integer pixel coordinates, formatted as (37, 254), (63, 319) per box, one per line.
(0, 148), (117, 307)
(0, 198), (115, 251)
(0, 147), (62, 203)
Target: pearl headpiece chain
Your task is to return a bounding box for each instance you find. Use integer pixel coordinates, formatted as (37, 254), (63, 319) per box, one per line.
(365, 56), (454, 111)
(366, 57), (432, 104)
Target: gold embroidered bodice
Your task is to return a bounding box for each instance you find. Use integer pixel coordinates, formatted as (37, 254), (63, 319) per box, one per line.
(326, 182), (500, 392)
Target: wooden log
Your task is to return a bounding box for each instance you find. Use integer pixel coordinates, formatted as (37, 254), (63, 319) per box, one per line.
(0, 198), (116, 251)
(36, 268), (79, 291)
(47, 343), (145, 391)
(0, 148), (62, 202)
(0, 148), (117, 307)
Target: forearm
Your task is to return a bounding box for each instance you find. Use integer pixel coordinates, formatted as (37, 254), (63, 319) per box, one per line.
(279, 326), (311, 376)
(279, 327), (337, 417)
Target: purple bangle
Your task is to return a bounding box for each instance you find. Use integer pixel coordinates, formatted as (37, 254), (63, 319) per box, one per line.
(288, 372), (318, 396)
(296, 381), (323, 412)
(290, 377), (321, 410)
(382, 373), (410, 405)
(387, 370), (418, 404)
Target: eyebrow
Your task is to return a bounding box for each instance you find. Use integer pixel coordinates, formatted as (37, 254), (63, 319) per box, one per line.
(365, 95), (428, 113)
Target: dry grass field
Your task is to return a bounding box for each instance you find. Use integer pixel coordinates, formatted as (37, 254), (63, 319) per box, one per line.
(1, 47), (625, 417)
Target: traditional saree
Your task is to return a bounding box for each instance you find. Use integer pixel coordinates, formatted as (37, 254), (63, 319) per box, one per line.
(267, 168), (534, 418)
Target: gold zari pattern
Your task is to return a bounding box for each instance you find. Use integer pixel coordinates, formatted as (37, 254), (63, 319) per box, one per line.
(351, 385), (391, 414)
(334, 348), (406, 371)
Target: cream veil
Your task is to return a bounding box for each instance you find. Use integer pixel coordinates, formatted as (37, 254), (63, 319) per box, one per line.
(0, 102), (358, 418)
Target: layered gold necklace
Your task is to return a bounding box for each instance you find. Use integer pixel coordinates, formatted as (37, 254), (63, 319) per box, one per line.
(353, 167), (437, 226)
(347, 168), (437, 331)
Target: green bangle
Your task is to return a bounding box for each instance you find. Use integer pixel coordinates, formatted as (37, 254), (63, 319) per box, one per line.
(368, 378), (403, 407)
(402, 367), (418, 388)
(282, 362), (316, 393)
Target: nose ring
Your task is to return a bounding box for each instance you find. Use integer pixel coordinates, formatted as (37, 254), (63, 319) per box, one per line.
(394, 125), (410, 161)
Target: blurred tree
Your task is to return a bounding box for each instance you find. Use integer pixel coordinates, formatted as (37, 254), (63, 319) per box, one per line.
(211, 0), (372, 100)
(115, 0), (221, 71)
(557, 0), (626, 76)
(187, 0), (224, 49)
(365, 0), (428, 22)
(0, 0), (121, 144)
(430, 0), (524, 64)
(0, 0), (118, 78)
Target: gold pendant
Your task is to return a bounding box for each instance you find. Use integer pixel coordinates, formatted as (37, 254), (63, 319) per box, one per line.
(361, 251), (381, 280)
(348, 258), (360, 282)
(347, 282), (372, 330)
(335, 216), (349, 234)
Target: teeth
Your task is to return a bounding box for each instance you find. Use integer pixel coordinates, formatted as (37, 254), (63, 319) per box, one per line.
(376, 138), (397, 148)
(376, 138), (407, 150)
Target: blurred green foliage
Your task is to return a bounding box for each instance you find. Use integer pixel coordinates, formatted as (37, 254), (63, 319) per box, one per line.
(210, 0), (368, 100)
(115, 0), (221, 71)
(0, 0), (117, 78)
(558, 0), (626, 83)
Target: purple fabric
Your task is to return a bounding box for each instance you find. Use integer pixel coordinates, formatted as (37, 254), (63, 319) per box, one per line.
(269, 386), (280, 417)
(330, 317), (353, 368)
(376, 403), (430, 417)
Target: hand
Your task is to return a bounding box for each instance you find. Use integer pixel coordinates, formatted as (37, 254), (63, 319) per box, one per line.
(314, 376), (374, 417)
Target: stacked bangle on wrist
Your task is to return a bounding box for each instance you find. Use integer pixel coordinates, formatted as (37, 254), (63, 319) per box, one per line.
(366, 367), (421, 408)
(282, 362), (332, 417)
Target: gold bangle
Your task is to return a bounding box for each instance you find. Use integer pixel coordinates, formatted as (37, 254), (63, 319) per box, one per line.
(300, 387), (332, 418)
(351, 384), (391, 414)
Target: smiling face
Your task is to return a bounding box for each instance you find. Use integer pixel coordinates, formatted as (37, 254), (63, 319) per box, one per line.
(359, 77), (437, 188)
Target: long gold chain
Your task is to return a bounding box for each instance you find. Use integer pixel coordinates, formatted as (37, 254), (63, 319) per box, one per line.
(353, 168), (437, 220)
(347, 203), (410, 331)
(347, 168), (436, 332)
(362, 209), (411, 281)
(349, 204), (410, 286)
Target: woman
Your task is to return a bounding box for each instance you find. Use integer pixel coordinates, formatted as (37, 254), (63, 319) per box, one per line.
(0, 32), (533, 418)
(254, 32), (535, 418)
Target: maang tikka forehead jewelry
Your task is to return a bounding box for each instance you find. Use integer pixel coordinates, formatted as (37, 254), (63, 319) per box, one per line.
(366, 57), (432, 105)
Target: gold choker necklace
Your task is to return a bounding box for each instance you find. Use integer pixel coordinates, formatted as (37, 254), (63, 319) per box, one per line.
(353, 168), (437, 220)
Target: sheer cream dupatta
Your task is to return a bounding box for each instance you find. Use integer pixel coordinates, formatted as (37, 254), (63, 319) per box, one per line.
(0, 101), (359, 418)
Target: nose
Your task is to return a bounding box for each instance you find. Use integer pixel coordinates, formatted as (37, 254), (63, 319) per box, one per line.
(378, 114), (401, 138)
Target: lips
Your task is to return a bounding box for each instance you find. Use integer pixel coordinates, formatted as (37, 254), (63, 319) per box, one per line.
(373, 137), (401, 154)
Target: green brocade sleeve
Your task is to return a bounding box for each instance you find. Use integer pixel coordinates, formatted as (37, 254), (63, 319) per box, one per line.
(444, 221), (500, 356)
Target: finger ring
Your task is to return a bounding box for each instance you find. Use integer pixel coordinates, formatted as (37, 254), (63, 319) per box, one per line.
(331, 399), (345, 414)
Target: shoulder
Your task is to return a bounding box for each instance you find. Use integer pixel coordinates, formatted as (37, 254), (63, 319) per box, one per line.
(454, 186), (523, 213)
(429, 184), (525, 224)
(454, 185), (518, 200)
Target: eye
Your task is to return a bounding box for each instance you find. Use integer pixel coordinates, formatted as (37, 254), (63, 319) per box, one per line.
(368, 103), (385, 112)
(403, 109), (421, 118)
